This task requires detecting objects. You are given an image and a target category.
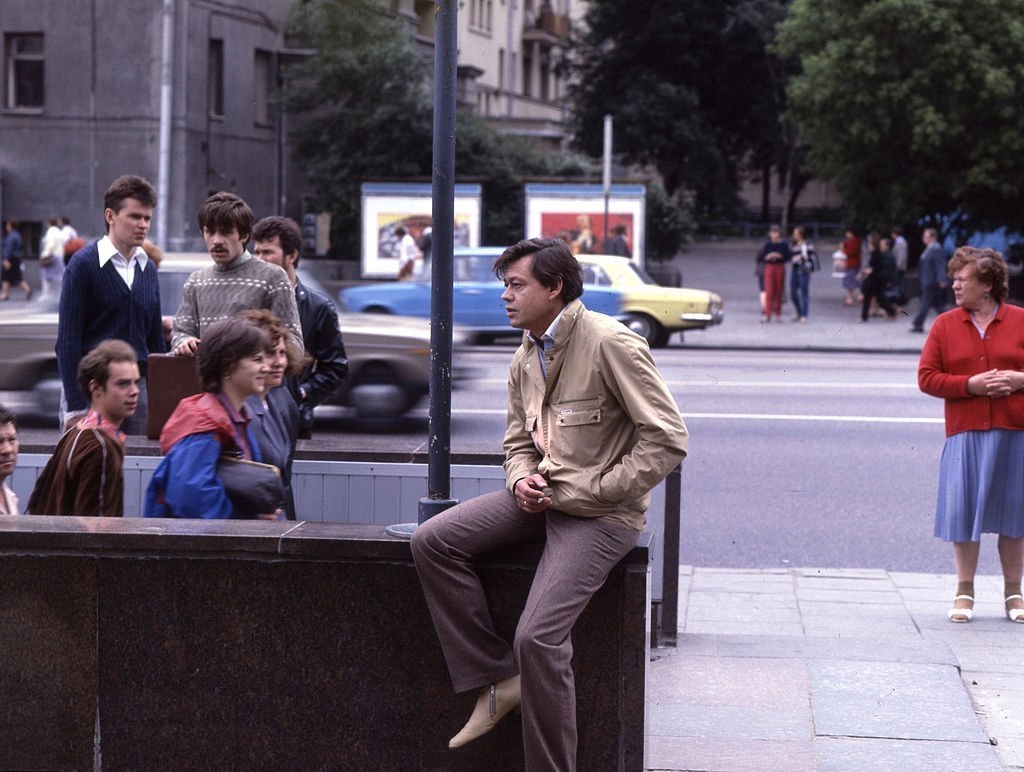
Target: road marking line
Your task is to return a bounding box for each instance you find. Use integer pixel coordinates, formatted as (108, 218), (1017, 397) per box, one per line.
(683, 412), (943, 423)
(446, 408), (943, 424)
(468, 378), (920, 390)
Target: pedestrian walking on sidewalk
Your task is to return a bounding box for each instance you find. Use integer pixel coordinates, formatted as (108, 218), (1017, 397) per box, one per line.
(859, 233), (898, 322)
(1, 219), (32, 301)
(410, 237), (688, 769)
(757, 224), (790, 322)
(910, 227), (948, 332)
(840, 227), (863, 307)
(918, 246), (1024, 624)
(789, 226), (818, 322)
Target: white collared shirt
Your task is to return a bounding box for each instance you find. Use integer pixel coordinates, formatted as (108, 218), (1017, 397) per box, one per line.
(97, 235), (149, 288)
(529, 306), (567, 379)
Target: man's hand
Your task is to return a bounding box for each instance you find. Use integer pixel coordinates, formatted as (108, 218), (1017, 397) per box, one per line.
(514, 474), (553, 513)
(172, 336), (200, 357)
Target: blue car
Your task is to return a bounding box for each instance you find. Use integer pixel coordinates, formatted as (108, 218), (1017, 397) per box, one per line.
(339, 247), (626, 343)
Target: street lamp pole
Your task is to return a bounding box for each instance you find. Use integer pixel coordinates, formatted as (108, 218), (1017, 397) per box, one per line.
(602, 114), (613, 249)
(389, 0), (459, 537)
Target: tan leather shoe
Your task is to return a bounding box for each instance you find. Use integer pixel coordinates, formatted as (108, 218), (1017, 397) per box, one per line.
(448, 674), (521, 749)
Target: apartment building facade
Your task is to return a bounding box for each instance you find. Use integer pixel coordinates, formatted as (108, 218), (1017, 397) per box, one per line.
(0, 0), (582, 252)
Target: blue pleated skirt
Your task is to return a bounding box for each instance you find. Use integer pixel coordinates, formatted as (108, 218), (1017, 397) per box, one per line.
(934, 429), (1024, 542)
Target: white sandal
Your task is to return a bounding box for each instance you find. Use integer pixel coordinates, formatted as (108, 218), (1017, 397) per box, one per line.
(1004, 594), (1024, 623)
(947, 595), (974, 622)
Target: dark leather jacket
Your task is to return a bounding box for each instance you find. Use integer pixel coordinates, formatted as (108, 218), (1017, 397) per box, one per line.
(288, 279), (348, 434)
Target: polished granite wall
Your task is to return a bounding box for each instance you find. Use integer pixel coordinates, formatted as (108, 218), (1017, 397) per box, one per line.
(0, 517), (650, 771)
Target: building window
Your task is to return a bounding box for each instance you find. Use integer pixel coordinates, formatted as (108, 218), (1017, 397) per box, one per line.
(209, 39), (224, 118)
(4, 33), (44, 110)
(539, 53), (550, 101)
(469, 0), (493, 32)
(522, 53), (532, 98)
(254, 50), (274, 125)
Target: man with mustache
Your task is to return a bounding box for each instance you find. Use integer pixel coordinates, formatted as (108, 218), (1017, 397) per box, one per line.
(56, 175), (164, 434)
(27, 340), (140, 517)
(170, 192), (302, 357)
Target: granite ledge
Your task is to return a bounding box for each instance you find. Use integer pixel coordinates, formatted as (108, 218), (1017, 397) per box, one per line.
(0, 516), (652, 566)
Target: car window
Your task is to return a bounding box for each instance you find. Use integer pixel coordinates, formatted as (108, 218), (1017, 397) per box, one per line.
(419, 254), (497, 283)
(581, 264), (610, 286)
(627, 262), (659, 286)
(464, 255), (494, 281)
(157, 270), (187, 316)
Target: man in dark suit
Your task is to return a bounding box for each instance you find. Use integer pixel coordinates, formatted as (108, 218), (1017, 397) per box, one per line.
(910, 227), (948, 333)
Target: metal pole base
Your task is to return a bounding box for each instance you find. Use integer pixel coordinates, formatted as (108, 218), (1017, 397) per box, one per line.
(385, 522), (418, 540)
(385, 497), (460, 540)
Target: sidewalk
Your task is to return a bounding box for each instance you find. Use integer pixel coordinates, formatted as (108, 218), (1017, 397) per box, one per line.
(648, 567), (1023, 771)
(670, 238), (928, 354)
(647, 242), (1022, 770)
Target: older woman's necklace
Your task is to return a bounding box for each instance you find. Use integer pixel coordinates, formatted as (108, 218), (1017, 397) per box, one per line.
(969, 303), (998, 330)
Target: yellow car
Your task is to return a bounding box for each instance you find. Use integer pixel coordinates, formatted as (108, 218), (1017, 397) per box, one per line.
(578, 254), (724, 347)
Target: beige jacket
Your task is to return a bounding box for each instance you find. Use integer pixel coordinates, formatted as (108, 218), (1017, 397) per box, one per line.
(503, 299), (688, 530)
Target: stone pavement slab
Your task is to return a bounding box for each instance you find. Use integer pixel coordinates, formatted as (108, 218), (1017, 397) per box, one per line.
(647, 567), (1023, 771)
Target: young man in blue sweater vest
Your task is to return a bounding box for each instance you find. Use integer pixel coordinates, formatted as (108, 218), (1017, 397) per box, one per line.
(56, 175), (164, 434)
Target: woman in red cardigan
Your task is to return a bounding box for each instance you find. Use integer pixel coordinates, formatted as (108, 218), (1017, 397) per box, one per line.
(918, 246), (1024, 624)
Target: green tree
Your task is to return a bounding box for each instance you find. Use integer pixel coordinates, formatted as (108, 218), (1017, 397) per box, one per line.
(775, 0), (1024, 240)
(564, 0), (791, 219)
(283, 0), (433, 258)
(283, 0), (694, 257)
(283, 0), (585, 254)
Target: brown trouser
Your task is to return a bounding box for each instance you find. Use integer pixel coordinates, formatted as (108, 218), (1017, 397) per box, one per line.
(410, 488), (639, 771)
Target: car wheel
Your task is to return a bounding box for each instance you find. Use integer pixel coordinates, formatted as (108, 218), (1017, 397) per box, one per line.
(33, 374), (63, 421)
(347, 364), (412, 419)
(623, 313), (664, 347)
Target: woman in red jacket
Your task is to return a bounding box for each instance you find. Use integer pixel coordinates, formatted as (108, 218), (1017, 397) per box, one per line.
(918, 246), (1024, 624)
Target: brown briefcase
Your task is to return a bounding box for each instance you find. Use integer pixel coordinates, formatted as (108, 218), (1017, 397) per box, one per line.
(146, 353), (202, 440)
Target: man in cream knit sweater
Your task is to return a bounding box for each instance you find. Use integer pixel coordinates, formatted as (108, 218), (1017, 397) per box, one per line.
(170, 192), (302, 357)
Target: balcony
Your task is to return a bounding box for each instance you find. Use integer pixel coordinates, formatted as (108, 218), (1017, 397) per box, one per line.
(523, 6), (570, 44)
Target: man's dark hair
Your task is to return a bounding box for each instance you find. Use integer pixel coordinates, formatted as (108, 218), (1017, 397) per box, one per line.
(493, 238), (583, 303)
(197, 318), (269, 393)
(0, 404), (17, 431)
(104, 175), (157, 213)
(252, 216), (303, 267)
(197, 192), (255, 243)
(77, 339), (138, 397)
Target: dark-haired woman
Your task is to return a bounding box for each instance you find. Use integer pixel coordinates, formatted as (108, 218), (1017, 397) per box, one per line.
(240, 309), (304, 520)
(145, 318), (273, 519)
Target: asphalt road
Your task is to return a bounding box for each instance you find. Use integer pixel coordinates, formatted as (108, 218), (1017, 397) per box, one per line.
(9, 343), (985, 575)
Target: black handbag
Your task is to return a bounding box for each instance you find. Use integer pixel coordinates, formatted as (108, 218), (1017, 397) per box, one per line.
(217, 455), (285, 517)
